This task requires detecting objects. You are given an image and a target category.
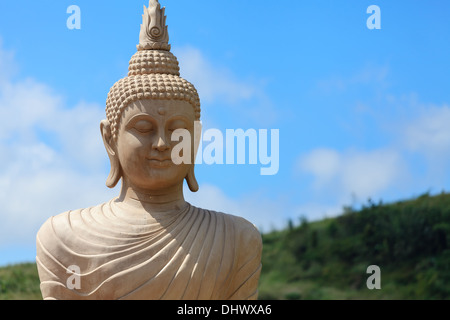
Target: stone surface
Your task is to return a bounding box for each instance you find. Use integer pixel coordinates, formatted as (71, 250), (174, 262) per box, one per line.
(35, 0), (262, 300)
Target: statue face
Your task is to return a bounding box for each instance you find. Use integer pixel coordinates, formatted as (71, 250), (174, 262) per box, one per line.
(115, 99), (195, 192)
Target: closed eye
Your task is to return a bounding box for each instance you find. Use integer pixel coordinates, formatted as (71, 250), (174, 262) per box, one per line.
(168, 119), (189, 132)
(133, 120), (154, 133)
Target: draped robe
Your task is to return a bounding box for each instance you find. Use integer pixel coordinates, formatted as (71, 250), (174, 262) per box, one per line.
(36, 200), (262, 300)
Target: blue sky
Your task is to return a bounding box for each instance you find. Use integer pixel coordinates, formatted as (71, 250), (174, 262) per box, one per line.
(0, 0), (449, 266)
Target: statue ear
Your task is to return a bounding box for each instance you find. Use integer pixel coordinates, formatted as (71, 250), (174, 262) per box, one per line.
(100, 119), (122, 188)
(185, 165), (199, 192)
(185, 120), (202, 193)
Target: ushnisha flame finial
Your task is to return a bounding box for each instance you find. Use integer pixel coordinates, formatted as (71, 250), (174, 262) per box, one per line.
(106, 0), (201, 143)
(137, 0), (170, 51)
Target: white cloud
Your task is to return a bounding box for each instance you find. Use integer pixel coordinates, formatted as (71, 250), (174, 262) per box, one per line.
(0, 76), (106, 169)
(316, 64), (390, 94)
(186, 184), (346, 232)
(297, 92), (450, 212)
(174, 46), (256, 104)
(340, 149), (402, 198)
(299, 148), (341, 188)
(402, 104), (450, 159)
(298, 147), (405, 203)
(0, 166), (113, 246)
(293, 203), (343, 222)
(51, 101), (107, 169)
(185, 183), (285, 233)
(173, 46), (278, 126)
(0, 44), (115, 250)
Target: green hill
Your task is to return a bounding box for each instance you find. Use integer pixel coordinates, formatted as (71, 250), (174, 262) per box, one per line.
(259, 191), (450, 300)
(0, 263), (41, 300)
(1, 191), (450, 300)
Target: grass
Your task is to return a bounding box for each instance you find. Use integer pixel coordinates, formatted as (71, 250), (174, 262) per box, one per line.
(0, 263), (42, 300)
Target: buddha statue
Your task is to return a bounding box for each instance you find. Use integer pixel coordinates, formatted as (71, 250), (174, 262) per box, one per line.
(35, 0), (262, 300)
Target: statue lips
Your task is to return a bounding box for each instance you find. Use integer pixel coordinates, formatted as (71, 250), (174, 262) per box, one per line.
(147, 157), (174, 168)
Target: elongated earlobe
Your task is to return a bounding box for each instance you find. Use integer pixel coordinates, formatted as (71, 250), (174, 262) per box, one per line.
(100, 119), (122, 188)
(185, 121), (201, 192)
(106, 156), (122, 189)
(185, 165), (199, 192)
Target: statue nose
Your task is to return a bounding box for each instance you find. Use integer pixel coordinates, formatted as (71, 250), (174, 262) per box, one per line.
(153, 136), (170, 151)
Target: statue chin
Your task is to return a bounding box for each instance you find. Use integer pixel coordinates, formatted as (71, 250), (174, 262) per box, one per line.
(35, 0), (262, 300)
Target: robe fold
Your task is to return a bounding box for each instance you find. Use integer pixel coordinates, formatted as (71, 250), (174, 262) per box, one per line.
(36, 200), (262, 300)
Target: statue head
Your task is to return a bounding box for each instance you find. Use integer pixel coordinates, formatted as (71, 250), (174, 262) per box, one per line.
(101, 0), (201, 193)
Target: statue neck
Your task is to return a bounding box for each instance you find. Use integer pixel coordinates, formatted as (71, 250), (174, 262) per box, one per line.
(116, 179), (188, 219)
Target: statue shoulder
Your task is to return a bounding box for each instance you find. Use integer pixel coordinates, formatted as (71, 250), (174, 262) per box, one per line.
(230, 214), (262, 250)
(207, 210), (262, 253)
(37, 208), (81, 236)
(36, 202), (105, 253)
(37, 210), (71, 243)
(211, 211), (262, 300)
(36, 209), (82, 256)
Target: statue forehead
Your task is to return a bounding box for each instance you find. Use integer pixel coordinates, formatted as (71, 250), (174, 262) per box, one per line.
(121, 99), (195, 119)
